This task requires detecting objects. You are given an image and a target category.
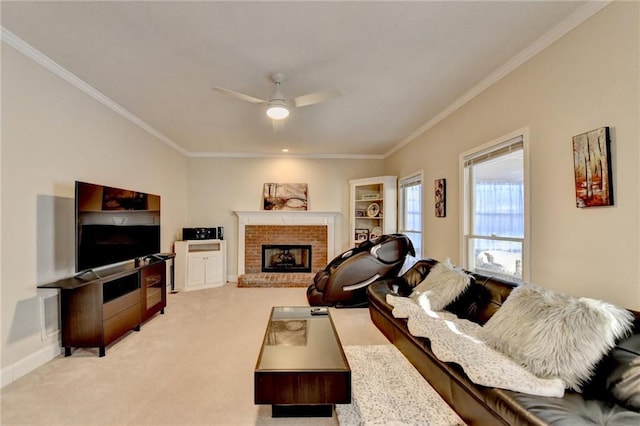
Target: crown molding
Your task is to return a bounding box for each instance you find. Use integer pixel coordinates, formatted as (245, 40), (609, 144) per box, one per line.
(186, 151), (384, 160)
(384, 0), (612, 159)
(1, 26), (189, 156)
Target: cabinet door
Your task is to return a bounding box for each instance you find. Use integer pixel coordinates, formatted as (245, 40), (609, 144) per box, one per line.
(140, 262), (166, 321)
(103, 303), (142, 346)
(187, 255), (207, 287)
(204, 252), (223, 285)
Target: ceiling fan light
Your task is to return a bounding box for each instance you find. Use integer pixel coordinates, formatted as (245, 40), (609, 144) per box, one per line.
(266, 99), (289, 120)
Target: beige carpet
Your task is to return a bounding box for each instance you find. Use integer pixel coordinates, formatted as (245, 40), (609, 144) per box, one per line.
(0, 284), (389, 425)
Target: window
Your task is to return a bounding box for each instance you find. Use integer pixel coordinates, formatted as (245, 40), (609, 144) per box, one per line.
(399, 173), (422, 258)
(462, 133), (527, 282)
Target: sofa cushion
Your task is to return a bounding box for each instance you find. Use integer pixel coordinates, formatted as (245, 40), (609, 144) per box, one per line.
(409, 259), (470, 311)
(505, 390), (640, 425)
(605, 334), (640, 410)
(478, 284), (634, 391)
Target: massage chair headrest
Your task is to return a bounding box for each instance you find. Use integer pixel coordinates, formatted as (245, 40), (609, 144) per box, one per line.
(369, 234), (415, 264)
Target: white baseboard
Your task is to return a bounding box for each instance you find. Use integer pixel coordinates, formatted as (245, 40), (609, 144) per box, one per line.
(1, 341), (61, 388)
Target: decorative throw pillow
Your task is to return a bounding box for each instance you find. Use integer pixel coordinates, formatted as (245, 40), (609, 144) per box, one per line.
(409, 258), (470, 311)
(478, 284), (634, 391)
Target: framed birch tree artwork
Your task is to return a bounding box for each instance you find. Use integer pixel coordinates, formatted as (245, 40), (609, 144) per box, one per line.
(573, 127), (613, 208)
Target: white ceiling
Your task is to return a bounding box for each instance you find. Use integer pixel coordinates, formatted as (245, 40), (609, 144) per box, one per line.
(1, 1), (593, 158)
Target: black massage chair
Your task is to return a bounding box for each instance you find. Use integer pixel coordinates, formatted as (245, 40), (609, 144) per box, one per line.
(307, 233), (415, 307)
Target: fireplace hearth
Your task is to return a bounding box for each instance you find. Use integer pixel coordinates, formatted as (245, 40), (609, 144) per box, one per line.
(262, 245), (312, 273)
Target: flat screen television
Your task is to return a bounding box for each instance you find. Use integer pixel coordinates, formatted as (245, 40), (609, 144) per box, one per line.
(75, 181), (160, 273)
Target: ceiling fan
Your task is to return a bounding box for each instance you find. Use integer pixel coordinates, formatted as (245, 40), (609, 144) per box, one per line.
(211, 73), (341, 121)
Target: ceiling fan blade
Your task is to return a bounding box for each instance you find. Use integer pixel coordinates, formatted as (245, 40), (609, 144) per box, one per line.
(293, 89), (342, 108)
(211, 86), (266, 104)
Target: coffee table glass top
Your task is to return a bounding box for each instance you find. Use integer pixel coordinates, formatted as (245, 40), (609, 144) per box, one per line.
(256, 307), (349, 371)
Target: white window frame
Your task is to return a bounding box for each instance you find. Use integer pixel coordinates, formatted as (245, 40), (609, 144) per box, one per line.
(399, 171), (423, 258)
(459, 128), (530, 282)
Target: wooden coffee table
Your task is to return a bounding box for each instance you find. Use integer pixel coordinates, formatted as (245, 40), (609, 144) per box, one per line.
(254, 306), (351, 417)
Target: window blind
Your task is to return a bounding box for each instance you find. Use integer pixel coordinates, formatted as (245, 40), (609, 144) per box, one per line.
(463, 136), (523, 167)
(400, 174), (422, 188)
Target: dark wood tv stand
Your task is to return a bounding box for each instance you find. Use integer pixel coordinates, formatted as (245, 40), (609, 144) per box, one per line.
(38, 257), (172, 357)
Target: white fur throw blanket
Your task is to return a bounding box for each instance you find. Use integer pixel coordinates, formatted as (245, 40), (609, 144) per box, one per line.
(387, 294), (566, 397)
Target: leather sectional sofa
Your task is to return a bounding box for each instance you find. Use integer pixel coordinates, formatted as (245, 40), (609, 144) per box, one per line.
(367, 258), (640, 425)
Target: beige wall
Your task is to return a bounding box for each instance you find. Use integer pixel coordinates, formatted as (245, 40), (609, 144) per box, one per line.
(1, 45), (188, 371)
(186, 156), (384, 278)
(384, 1), (640, 308)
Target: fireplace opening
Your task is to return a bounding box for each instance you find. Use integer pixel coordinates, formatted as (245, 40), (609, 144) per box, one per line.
(262, 245), (312, 273)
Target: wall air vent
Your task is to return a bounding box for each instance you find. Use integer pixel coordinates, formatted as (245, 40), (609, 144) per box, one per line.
(40, 292), (60, 340)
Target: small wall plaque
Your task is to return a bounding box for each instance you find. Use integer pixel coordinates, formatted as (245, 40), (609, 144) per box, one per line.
(435, 178), (446, 217)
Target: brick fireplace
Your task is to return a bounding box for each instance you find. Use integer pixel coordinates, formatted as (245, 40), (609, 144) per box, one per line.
(235, 211), (340, 286)
(245, 225), (326, 273)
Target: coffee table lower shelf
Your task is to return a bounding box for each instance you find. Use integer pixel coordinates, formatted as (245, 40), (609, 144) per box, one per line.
(271, 404), (333, 418)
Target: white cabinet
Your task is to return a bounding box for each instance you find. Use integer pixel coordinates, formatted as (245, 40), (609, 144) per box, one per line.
(349, 176), (397, 246)
(175, 240), (226, 291)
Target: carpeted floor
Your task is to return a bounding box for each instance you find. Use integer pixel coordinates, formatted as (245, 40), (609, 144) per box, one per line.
(2, 285), (466, 425)
(337, 345), (465, 426)
(0, 284), (388, 425)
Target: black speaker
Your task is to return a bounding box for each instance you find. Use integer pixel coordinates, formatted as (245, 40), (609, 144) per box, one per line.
(182, 227), (217, 240)
(217, 226), (224, 240)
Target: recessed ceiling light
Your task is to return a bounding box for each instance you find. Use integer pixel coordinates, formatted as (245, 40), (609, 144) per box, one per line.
(282, 148), (289, 153)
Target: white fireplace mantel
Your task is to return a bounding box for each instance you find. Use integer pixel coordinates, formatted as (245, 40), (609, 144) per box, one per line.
(234, 210), (341, 277)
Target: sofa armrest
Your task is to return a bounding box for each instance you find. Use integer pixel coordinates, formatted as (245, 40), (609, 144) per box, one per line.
(368, 279), (398, 295)
(367, 280), (403, 312)
(366, 259), (439, 301)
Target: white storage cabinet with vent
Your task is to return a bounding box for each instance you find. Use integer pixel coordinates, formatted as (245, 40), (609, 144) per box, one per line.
(175, 240), (226, 291)
(349, 176), (397, 246)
